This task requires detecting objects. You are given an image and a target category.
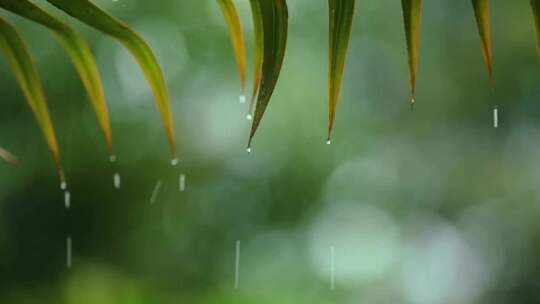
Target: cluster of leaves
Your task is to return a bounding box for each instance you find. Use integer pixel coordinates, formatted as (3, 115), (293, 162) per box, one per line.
(0, 0), (176, 183)
(2, 0), (540, 179)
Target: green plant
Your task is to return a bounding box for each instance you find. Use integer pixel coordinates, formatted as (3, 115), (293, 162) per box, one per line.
(2, 0), (540, 180)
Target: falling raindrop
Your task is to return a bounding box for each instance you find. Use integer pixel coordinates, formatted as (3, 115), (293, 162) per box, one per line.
(246, 114), (253, 121)
(330, 246), (335, 290)
(150, 180), (163, 204)
(171, 158), (179, 167)
(114, 173), (121, 189)
(64, 191), (71, 209)
(493, 107), (499, 128)
(60, 181), (67, 191)
(66, 236), (72, 270)
(239, 95), (246, 104)
(235, 240), (241, 289)
(179, 174), (186, 192)
(109, 154), (117, 163)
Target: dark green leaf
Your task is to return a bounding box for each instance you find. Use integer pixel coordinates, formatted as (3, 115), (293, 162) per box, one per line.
(248, 0), (288, 149)
(401, 0), (422, 104)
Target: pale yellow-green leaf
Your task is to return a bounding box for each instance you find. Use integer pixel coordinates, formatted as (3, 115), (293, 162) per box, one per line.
(218, 0), (247, 94)
(48, 0), (177, 157)
(0, 0), (114, 153)
(0, 17), (64, 180)
(472, 0), (494, 80)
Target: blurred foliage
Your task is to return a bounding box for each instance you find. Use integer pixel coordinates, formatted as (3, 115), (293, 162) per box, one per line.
(1, 1), (540, 304)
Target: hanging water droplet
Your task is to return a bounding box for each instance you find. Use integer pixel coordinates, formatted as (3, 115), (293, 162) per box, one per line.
(247, 147), (252, 153)
(113, 173), (121, 189)
(493, 107), (499, 128)
(179, 174), (186, 192)
(326, 139), (332, 145)
(109, 154), (117, 163)
(171, 158), (179, 166)
(246, 114), (253, 121)
(64, 191), (71, 209)
(239, 95), (246, 104)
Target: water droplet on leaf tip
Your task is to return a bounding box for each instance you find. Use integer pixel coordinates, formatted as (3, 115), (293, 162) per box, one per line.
(247, 147), (252, 153)
(246, 114), (253, 121)
(171, 158), (179, 166)
(326, 139), (332, 145)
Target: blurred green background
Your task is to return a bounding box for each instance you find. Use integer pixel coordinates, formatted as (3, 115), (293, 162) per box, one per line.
(1, 0), (540, 303)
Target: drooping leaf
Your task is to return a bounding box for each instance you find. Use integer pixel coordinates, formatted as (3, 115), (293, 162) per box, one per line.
(401, 0), (422, 104)
(472, 0), (494, 80)
(0, 17), (63, 180)
(328, 0), (355, 142)
(248, 0), (288, 148)
(0, 147), (18, 165)
(47, 0), (177, 157)
(0, 0), (113, 153)
(217, 0), (247, 94)
(248, 0), (263, 117)
(531, 0), (540, 60)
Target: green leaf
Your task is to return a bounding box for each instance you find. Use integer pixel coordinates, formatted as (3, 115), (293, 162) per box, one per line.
(472, 0), (494, 80)
(531, 0), (540, 60)
(248, 0), (288, 149)
(401, 0), (422, 104)
(47, 0), (177, 157)
(0, 0), (114, 154)
(218, 0), (247, 94)
(328, 0), (355, 142)
(248, 0), (263, 117)
(0, 17), (64, 180)
(0, 147), (18, 165)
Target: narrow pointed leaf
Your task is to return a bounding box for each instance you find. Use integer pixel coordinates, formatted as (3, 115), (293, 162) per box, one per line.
(248, 0), (288, 148)
(531, 0), (540, 60)
(0, 17), (63, 180)
(328, 0), (355, 141)
(248, 0), (263, 116)
(47, 0), (176, 156)
(218, 0), (247, 94)
(401, 0), (422, 103)
(0, 147), (18, 165)
(472, 0), (494, 80)
(0, 0), (113, 153)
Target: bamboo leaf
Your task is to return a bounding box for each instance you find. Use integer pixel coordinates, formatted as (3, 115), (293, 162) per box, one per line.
(248, 0), (288, 149)
(0, 17), (63, 180)
(0, 147), (18, 165)
(472, 0), (494, 80)
(401, 0), (422, 104)
(47, 0), (177, 157)
(531, 0), (540, 60)
(328, 0), (355, 142)
(0, 0), (113, 153)
(217, 0), (247, 94)
(248, 0), (263, 118)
